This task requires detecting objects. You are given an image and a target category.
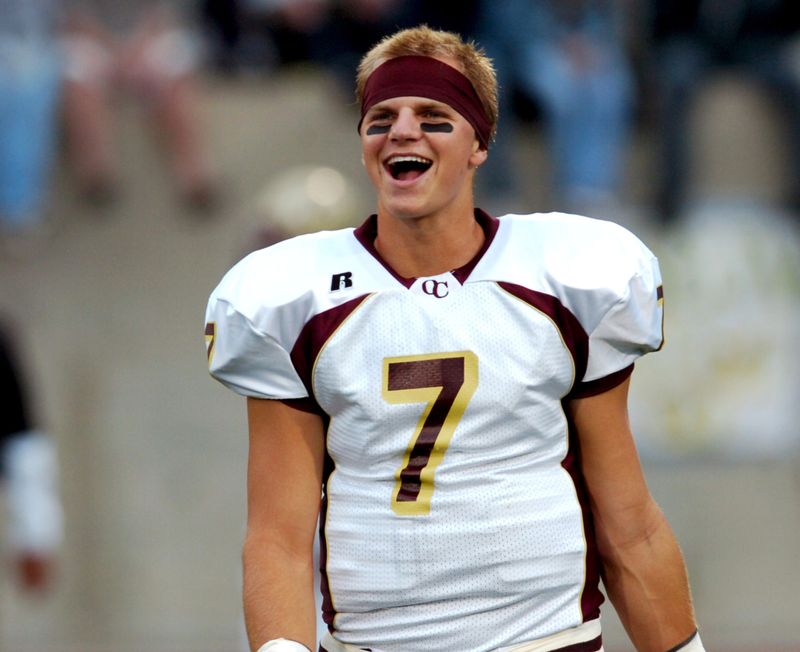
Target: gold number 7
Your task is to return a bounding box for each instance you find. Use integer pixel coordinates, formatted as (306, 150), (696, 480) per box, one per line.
(382, 351), (479, 516)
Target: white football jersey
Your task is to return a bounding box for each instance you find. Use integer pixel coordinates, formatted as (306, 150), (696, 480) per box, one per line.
(205, 211), (664, 652)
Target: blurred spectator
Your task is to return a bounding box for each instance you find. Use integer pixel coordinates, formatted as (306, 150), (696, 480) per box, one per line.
(0, 319), (63, 593)
(0, 0), (63, 237)
(478, 0), (636, 216)
(61, 0), (219, 209)
(252, 0), (335, 68)
(650, 0), (800, 222)
(404, 0), (482, 38)
(202, 0), (246, 73)
(202, 0), (412, 85)
(323, 0), (412, 86)
(200, 0), (491, 103)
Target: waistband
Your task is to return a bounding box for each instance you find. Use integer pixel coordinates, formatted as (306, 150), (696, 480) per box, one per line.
(320, 619), (602, 652)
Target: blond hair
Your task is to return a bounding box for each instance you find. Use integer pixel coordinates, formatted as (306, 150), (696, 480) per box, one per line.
(356, 25), (498, 140)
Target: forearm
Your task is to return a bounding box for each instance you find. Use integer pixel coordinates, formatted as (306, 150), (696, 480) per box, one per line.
(569, 379), (699, 651)
(597, 502), (696, 652)
(242, 529), (318, 652)
(242, 398), (325, 652)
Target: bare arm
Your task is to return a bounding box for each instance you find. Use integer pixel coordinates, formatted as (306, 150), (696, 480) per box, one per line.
(243, 397), (326, 652)
(567, 377), (697, 652)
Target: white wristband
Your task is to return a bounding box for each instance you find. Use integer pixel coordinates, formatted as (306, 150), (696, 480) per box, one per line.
(256, 639), (312, 652)
(682, 632), (706, 652)
(3, 432), (64, 554)
(670, 631), (705, 652)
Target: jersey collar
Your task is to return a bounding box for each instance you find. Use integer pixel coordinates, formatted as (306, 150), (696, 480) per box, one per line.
(353, 209), (500, 289)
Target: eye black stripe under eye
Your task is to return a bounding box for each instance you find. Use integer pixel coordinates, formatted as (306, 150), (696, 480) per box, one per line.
(421, 123), (454, 133)
(366, 125), (391, 135)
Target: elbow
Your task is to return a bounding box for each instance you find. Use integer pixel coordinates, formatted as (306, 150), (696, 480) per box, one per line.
(594, 496), (667, 564)
(242, 522), (316, 572)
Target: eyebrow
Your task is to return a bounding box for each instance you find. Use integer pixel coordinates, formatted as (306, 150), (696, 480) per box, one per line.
(415, 102), (455, 116)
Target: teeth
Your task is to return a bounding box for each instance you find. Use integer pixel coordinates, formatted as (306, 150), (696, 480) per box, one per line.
(387, 155), (432, 166)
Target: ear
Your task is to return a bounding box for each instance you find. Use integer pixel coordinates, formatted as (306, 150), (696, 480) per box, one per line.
(468, 139), (488, 168)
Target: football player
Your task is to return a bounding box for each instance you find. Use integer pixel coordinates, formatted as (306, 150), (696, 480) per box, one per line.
(0, 322), (63, 591)
(206, 25), (704, 652)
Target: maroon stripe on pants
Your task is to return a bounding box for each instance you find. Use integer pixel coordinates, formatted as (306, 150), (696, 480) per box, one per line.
(557, 634), (603, 652)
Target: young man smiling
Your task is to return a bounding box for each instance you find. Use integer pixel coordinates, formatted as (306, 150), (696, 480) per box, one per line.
(206, 26), (705, 652)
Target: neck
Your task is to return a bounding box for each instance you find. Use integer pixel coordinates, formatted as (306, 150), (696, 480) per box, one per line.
(374, 195), (484, 279)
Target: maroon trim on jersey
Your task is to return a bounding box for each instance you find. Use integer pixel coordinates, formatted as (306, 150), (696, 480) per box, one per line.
(279, 397), (323, 414)
(287, 293), (365, 630)
(453, 209), (499, 284)
(290, 295), (375, 636)
(495, 282), (590, 383)
(562, 414), (605, 621)
(496, 282), (604, 622)
(353, 209), (499, 288)
(353, 215), (411, 287)
(289, 293), (373, 404)
(570, 363), (634, 400)
(318, 490), (337, 635)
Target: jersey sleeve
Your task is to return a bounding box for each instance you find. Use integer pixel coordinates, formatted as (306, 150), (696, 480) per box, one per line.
(578, 231), (664, 394)
(205, 252), (309, 400)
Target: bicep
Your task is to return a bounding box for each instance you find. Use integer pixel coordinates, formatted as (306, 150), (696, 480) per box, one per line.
(246, 397), (326, 546)
(567, 377), (661, 549)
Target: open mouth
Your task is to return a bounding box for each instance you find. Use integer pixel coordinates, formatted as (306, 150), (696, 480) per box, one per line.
(386, 155), (433, 181)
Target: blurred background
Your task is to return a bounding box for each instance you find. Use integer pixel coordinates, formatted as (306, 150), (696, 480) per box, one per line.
(1, 0), (800, 650)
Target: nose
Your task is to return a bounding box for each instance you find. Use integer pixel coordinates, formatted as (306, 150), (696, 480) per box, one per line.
(390, 108), (421, 142)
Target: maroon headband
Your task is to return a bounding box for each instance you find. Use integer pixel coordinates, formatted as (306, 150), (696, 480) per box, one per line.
(359, 56), (491, 149)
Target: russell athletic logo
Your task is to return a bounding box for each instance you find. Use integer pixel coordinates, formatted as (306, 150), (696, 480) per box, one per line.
(422, 279), (449, 298)
(331, 272), (353, 291)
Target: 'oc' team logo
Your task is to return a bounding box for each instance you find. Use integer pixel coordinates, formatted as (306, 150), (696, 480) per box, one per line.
(422, 280), (449, 299)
